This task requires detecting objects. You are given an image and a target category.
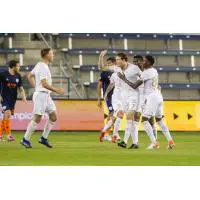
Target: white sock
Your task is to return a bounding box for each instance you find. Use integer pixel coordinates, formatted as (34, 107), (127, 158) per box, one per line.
(124, 120), (132, 144)
(143, 121), (156, 144)
(157, 120), (172, 141)
(113, 117), (121, 136)
(42, 120), (55, 139)
(131, 121), (139, 144)
(24, 120), (38, 141)
(102, 119), (113, 132)
(152, 123), (158, 140)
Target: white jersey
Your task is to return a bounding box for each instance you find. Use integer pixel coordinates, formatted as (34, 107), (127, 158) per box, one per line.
(110, 72), (122, 95)
(31, 62), (52, 93)
(141, 67), (159, 96)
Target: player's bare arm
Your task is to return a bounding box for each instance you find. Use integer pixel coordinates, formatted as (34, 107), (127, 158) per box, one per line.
(104, 83), (114, 101)
(41, 79), (64, 95)
(97, 80), (102, 108)
(117, 72), (143, 89)
(19, 86), (27, 102)
(98, 50), (110, 71)
(28, 72), (35, 88)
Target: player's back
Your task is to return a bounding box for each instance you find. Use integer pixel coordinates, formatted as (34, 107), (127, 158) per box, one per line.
(99, 71), (113, 97)
(142, 67), (159, 96)
(31, 62), (52, 93)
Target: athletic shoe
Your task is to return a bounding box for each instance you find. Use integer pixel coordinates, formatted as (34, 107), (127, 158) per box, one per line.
(99, 130), (105, 142)
(112, 135), (118, 143)
(128, 144), (139, 149)
(146, 142), (159, 150)
(39, 136), (53, 148)
(20, 138), (32, 148)
(104, 134), (112, 141)
(118, 141), (127, 148)
(8, 135), (15, 142)
(0, 136), (5, 142)
(168, 140), (175, 150)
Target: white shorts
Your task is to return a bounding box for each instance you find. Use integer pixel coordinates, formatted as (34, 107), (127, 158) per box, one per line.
(121, 90), (139, 113)
(142, 92), (163, 119)
(33, 91), (56, 115)
(111, 92), (123, 117)
(136, 93), (145, 113)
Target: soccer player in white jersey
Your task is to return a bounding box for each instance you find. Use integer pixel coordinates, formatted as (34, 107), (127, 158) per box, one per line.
(104, 71), (124, 143)
(20, 48), (64, 148)
(118, 55), (175, 149)
(99, 51), (142, 148)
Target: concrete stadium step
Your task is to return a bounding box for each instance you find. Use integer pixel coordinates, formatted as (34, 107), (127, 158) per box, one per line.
(189, 72), (200, 83)
(159, 73), (169, 83)
(179, 89), (200, 100)
(183, 40), (200, 50)
(168, 72), (189, 83)
(12, 41), (46, 49)
(72, 38), (109, 49)
(156, 56), (178, 66)
(14, 33), (31, 41)
(145, 40), (167, 50)
(162, 89), (180, 100)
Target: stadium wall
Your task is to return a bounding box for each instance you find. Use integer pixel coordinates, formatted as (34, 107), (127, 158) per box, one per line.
(0, 100), (199, 131)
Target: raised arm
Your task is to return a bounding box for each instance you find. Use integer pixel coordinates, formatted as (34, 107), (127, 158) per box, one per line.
(117, 72), (143, 89)
(98, 50), (112, 71)
(104, 83), (114, 101)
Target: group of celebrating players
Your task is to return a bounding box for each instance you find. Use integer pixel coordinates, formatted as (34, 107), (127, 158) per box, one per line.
(0, 47), (175, 150)
(97, 50), (175, 149)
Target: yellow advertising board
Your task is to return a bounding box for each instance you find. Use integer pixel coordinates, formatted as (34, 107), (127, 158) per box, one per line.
(103, 101), (200, 131)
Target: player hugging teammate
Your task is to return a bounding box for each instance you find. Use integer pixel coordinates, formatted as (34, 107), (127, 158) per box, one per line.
(98, 51), (175, 150)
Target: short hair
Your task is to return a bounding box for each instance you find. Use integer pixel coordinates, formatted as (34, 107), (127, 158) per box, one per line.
(133, 55), (143, 61)
(117, 52), (128, 62)
(8, 60), (19, 69)
(41, 48), (51, 58)
(106, 57), (116, 63)
(145, 55), (155, 65)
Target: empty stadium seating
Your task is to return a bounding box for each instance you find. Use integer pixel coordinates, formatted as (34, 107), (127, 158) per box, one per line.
(1, 33), (200, 100)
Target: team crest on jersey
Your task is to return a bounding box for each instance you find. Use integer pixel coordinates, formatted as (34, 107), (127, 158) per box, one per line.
(16, 78), (19, 83)
(2, 106), (7, 111)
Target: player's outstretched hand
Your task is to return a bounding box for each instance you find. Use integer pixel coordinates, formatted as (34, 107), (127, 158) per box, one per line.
(56, 88), (65, 95)
(100, 50), (107, 57)
(117, 72), (126, 80)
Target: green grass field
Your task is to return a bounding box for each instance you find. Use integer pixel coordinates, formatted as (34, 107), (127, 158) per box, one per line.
(0, 131), (200, 166)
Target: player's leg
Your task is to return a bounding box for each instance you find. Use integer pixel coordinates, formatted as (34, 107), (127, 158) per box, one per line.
(39, 95), (57, 148)
(155, 103), (175, 149)
(128, 111), (140, 149)
(103, 112), (113, 141)
(21, 92), (46, 148)
(3, 110), (13, 141)
(149, 117), (157, 140)
(112, 110), (123, 143)
(142, 97), (159, 149)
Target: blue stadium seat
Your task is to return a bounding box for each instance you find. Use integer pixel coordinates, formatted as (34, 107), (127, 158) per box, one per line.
(79, 65), (200, 72)
(0, 65), (33, 72)
(57, 33), (200, 40)
(0, 33), (14, 38)
(0, 48), (24, 54)
(61, 48), (200, 56)
(89, 82), (200, 90)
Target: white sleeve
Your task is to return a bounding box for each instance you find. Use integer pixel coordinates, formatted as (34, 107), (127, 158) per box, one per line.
(108, 65), (118, 72)
(110, 74), (115, 84)
(140, 71), (149, 81)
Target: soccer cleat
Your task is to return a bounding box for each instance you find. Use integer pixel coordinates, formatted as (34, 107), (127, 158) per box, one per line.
(168, 140), (175, 150)
(118, 141), (127, 148)
(146, 142), (160, 150)
(99, 130), (105, 142)
(39, 136), (53, 148)
(104, 134), (112, 141)
(128, 144), (139, 149)
(7, 135), (15, 142)
(20, 138), (32, 148)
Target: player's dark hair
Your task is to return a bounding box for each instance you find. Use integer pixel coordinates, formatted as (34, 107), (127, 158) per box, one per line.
(145, 55), (155, 65)
(133, 55), (143, 61)
(41, 48), (52, 58)
(106, 57), (116, 63)
(8, 60), (19, 69)
(117, 52), (128, 62)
